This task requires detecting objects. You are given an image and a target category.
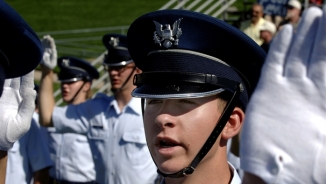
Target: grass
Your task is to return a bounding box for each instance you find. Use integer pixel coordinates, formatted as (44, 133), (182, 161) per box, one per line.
(7, 0), (167, 32)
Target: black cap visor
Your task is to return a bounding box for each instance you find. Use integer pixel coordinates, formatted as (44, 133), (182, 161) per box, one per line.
(132, 72), (241, 99)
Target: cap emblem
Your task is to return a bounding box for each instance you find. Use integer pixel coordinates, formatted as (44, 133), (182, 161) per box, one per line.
(153, 18), (183, 48)
(109, 37), (119, 48)
(62, 59), (70, 67)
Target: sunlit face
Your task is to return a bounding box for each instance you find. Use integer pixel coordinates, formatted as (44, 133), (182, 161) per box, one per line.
(251, 5), (263, 22)
(60, 80), (86, 103)
(260, 30), (270, 40)
(107, 63), (136, 91)
(286, 6), (300, 19)
(143, 95), (224, 174)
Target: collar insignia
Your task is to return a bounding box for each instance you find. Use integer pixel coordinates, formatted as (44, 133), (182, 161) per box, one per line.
(153, 18), (183, 48)
(109, 37), (119, 48)
(62, 59), (70, 67)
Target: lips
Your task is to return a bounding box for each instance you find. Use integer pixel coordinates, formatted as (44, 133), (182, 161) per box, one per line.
(160, 140), (178, 148)
(155, 137), (181, 149)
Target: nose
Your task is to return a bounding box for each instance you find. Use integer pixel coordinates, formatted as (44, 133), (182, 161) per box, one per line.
(154, 101), (177, 129)
(61, 83), (69, 89)
(108, 68), (119, 76)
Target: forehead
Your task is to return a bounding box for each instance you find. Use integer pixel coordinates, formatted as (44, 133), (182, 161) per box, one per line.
(252, 5), (262, 11)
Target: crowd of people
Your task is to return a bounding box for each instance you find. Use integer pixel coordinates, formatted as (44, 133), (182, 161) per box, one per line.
(240, 0), (303, 53)
(1, 0), (326, 184)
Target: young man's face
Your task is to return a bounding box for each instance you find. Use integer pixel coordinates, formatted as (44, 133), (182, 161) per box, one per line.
(143, 95), (224, 174)
(61, 80), (87, 103)
(107, 63), (136, 91)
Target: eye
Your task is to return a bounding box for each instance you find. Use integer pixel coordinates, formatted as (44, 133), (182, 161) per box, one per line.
(147, 99), (163, 104)
(179, 99), (195, 104)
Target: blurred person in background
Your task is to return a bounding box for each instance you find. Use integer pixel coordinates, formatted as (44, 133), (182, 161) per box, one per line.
(259, 21), (276, 53)
(39, 35), (98, 184)
(240, 3), (266, 45)
(278, 0), (302, 31)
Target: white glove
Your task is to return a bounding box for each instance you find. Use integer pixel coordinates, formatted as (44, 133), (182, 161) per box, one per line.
(41, 35), (57, 69)
(241, 6), (326, 184)
(0, 71), (36, 151)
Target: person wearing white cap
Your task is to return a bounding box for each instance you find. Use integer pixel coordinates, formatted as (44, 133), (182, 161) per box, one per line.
(259, 21), (276, 53)
(279, 0), (302, 31)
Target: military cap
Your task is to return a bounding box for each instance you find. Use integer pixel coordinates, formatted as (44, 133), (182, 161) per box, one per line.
(102, 34), (133, 66)
(127, 10), (266, 108)
(57, 56), (99, 83)
(0, 1), (42, 79)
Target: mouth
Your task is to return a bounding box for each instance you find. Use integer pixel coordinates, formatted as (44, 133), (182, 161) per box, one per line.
(159, 140), (179, 148)
(155, 137), (182, 156)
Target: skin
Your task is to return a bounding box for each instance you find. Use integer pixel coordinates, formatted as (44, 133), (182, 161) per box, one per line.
(0, 151), (7, 184)
(251, 4), (264, 25)
(107, 62), (141, 111)
(285, 7), (301, 24)
(144, 95), (244, 184)
(60, 80), (91, 105)
(260, 30), (273, 43)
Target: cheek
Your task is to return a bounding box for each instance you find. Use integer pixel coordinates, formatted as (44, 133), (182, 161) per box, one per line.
(143, 111), (157, 135)
(181, 105), (220, 143)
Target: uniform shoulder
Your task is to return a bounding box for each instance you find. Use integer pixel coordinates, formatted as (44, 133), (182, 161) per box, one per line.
(92, 92), (114, 102)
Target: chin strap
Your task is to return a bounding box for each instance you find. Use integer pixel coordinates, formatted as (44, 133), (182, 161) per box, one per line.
(111, 67), (136, 93)
(156, 83), (242, 178)
(66, 81), (86, 104)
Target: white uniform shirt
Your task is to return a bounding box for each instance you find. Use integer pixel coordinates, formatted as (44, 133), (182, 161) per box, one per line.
(6, 112), (53, 184)
(52, 94), (158, 184)
(47, 127), (96, 182)
(159, 162), (241, 184)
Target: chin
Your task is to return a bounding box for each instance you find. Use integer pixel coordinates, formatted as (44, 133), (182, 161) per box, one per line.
(157, 158), (188, 174)
(62, 97), (70, 103)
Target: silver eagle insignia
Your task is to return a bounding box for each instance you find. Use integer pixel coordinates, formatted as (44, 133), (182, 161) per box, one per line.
(109, 37), (119, 48)
(62, 59), (70, 67)
(153, 18), (183, 48)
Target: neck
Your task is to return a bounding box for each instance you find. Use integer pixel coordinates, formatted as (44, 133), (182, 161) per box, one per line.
(264, 35), (273, 43)
(165, 147), (232, 184)
(251, 17), (260, 25)
(114, 87), (134, 111)
(290, 16), (300, 24)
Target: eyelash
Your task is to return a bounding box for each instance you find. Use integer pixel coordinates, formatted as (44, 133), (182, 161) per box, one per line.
(179, 99), (195, 104)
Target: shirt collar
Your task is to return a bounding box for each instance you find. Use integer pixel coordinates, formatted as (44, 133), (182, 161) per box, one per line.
(109, 97), (142, 115)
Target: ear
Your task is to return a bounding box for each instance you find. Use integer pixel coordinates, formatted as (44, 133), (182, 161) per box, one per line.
(221, 107), (245, 140)
(135, 67), (142, 74)
(82, 81), (91, 92)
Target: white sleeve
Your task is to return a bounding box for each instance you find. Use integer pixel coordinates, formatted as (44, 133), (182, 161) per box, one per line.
(52, 104), (89, 135)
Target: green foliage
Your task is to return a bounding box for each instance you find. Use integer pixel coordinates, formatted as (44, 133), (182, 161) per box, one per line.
(6, 0), (167, 32)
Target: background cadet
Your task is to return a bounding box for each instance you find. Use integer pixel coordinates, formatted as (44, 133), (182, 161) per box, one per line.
(127, 9), (266, 184)
(39, 35), (98, 184)
(241, 6), (326, 184)
(278, 0), (302, 31)
(6, 84), (53, 184)
(0, 1), (42, 183)
(39, 34), (158, 184)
